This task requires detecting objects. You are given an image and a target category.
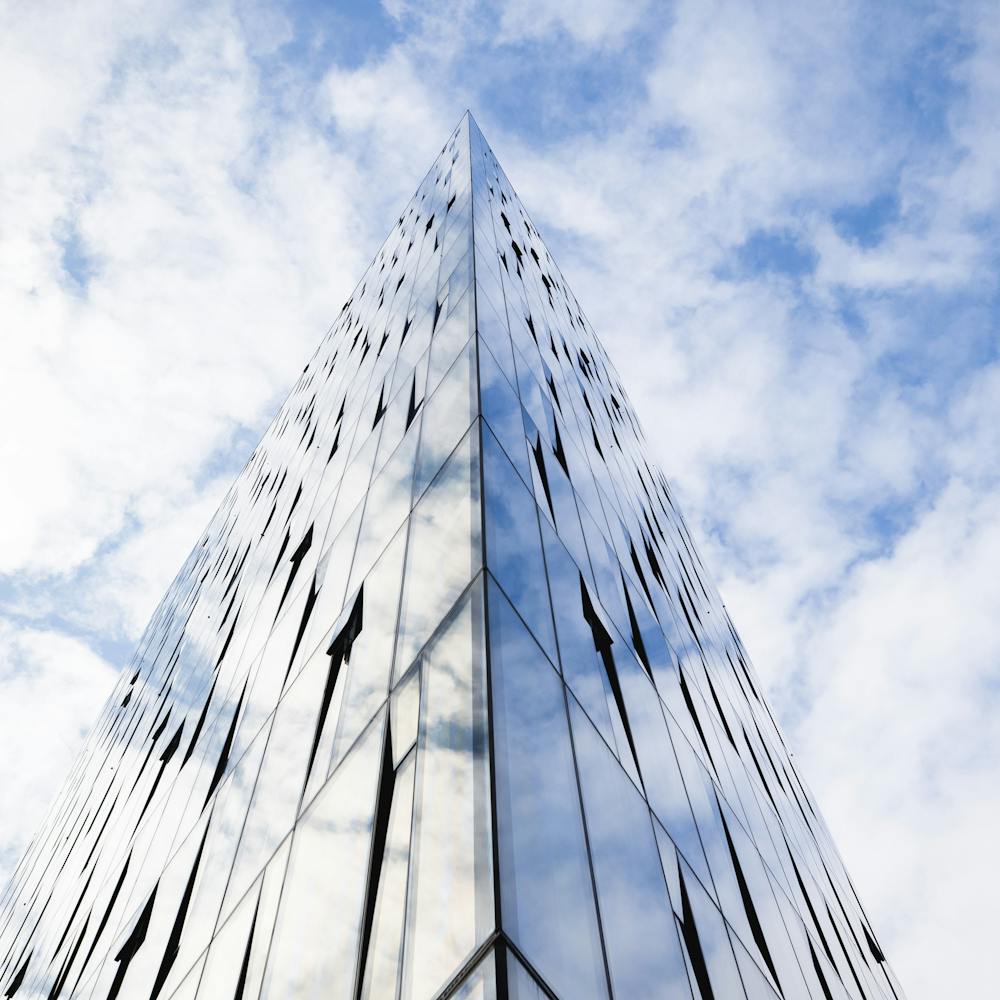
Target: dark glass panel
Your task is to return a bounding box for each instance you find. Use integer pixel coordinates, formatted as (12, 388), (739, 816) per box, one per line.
(568, 696), (692, 1000)
(482, 423), (557, 661)
(488, 579), (608, 1000)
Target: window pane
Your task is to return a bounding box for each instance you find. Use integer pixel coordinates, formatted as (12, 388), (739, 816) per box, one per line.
(414, 337), (477, 500)
(351, 428), (418, 589)
(395, 427), (481, 678)
(329, 527), (407, 773)
(675, 857), (746, 1000)
(568, 696), (691, 1000)
(221, 654), (324, 922)
(479, 337), (531, 486)
(390, 667), (420, 768)
(488, 578), (608, 1000)
(482, 423), (556, 662)
(360, 750), (416, 1000)
(401, 582), (493, 1000)
(540, 520), (616, 746)
(260, 710), (385, 999)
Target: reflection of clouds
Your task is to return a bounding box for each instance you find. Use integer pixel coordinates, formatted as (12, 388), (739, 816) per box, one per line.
(489, 584), (607, 1000)
(262, 711), (385, 999)
(389, 668), (420, 766)
(154, 724), (269, 998)
(403, 588), (492, 1000)
(220, 654), (321, 924)
(569, 699), (689, 999)
(413, 339), (476, 500)
(541, 525), (616, 749)
(396, 430), (481, 675)
(350, 431), (417, 590)
(483, 425), (556, 658)
(331, 529), (406, 771)
(361, 752), (415, 1000)
(680, 858), (747, 998)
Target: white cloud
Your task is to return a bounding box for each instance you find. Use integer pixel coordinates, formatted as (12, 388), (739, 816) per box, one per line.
(495, 0), (649, 47)
(0, 622), (117, 880)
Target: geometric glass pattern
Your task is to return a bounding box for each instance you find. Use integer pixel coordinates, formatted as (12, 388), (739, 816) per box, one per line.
(0, 113), (905, 1000)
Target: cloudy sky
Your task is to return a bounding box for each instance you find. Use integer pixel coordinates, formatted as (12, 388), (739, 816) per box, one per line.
(1, 1), (997, 995)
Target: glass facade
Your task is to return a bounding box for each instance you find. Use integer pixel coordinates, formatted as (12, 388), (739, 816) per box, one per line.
(0, 114), (904, 1000)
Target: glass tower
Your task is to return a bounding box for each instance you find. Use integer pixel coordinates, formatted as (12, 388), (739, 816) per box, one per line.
(0, 114), (903, 1000)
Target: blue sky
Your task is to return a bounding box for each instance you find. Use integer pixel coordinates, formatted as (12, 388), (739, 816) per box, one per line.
(1, 1), (998, 996)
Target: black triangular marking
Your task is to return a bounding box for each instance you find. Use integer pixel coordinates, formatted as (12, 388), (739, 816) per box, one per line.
(106, 885), (157, 1000)
(677, 866), (715, 1000)
(149, 822), (210, 1000)
(580, 576), (643, 788)
(719, 807), (782, 993)
(3, 950), (30, 997)
(354, 725), (396, 999)
(203, 680), (248, 810)
(275, 525), (314, 620)
(530, 434), (555, 521)
(285, 574), (319, 684)
(232, 893), (261, 1000)
(304, 589), (364, 789)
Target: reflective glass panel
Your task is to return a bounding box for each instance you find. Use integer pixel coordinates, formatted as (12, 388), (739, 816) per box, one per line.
(395, 427), (481, 677)
(260, 710), (385, 999)
(401, 583), (493, 1000)
(568, 696), (691, 1000)
(488, 579), (608, 1000)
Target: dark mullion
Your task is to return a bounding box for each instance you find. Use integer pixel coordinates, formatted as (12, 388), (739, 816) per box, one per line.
(467, 115), (505, 965)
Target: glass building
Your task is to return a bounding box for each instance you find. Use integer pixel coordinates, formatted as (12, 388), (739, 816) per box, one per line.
(0, 114), (904, 1000)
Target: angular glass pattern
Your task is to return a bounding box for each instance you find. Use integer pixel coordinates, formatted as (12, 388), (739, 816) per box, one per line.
(0, 113), (904, 1000)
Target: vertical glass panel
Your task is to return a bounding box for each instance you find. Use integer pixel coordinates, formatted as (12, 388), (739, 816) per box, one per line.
(104, 807), (213, 1000)
(260, 710), (385, 999)
(663, 715), (724, 894)
(401, 583), (493, 1000)
(395, 427), (481, 677)
(513, 348), (547, 434)
(614, 658), (714, 893)
(329, 527), (407, 773)
(330, 427), (380, 541)
(351, 428), (418, 589)
(298, 595), (358, 810)
(427, 289), (473, 397)
(414, 338), (477, 501)
(730, 934), (784, 1000)
(488, 579), (608, 1000)
(295, 499), (363, 671)
(360, 750), (416, 1000)
(390, 667), (420, 768)
(577, 505), (629, 637)
(478, 337), (531, 486)
(196, 873), (260, 998)
(543, 446), (591, 577)
(539, 519), (616, 746)
(221, 653), (324, 922)
(162, 722), (270, 995)
(236, 833), (292, 1000)
(476, 293), (517, 387)
(375, 372), (421, 476)
(677, 859), (746, 1000)
(568, 696), (692, 1000)
(482, 424), (557, 662)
